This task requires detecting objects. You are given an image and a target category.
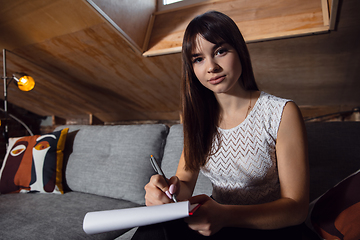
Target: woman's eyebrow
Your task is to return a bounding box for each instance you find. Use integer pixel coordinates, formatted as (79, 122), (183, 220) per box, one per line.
(191, 53), (202, 58)
(191, 41), (226, 58)
(213, 41), (226, 51)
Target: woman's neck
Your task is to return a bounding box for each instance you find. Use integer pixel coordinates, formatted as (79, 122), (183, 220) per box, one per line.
(216, 87), (259, 129)
(215, 81), (249, 113)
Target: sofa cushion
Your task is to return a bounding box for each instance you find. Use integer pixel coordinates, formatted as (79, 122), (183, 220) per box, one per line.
(306, 169), (360, 240)
(56, 125), (168, 205)
(0, 128), (69, 194)
(162, 124), (212, 197)
(161, 124), (183, 177)
(0, 191), (139, 240)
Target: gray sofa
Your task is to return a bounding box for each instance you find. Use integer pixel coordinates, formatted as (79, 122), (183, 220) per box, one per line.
(0, 122), (359, 239)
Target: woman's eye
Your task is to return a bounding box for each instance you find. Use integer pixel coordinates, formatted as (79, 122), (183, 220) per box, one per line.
(216, 48), (228, 56)
(192, 57), (203, 64)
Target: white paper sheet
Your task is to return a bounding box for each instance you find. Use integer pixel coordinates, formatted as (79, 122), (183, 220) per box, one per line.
(83, 201), (194, 235)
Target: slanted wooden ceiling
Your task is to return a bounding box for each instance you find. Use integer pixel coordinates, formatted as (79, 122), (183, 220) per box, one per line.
(0, 0), (359, 125)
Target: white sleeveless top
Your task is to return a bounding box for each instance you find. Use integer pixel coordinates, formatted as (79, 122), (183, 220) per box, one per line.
(200, 92), (291, 205)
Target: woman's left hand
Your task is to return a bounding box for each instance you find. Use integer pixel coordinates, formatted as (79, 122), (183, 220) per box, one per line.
(185, 194), (226, 236)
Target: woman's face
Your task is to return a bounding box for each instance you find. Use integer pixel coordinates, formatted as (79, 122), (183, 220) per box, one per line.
(191, 34), (242, 95)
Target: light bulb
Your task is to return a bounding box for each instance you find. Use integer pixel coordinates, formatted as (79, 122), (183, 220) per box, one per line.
(17, 75), (35, 91)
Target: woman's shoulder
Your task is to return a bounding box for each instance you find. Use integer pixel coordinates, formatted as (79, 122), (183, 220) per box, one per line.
(259, 91), (291, 104)
(260, 92), (301, 116)
(255, 92), (292, 114)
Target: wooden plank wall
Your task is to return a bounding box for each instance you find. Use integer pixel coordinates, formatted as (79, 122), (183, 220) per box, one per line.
(0, 0), (358, 126)
(86, 0), (156, 53)
(0, 0), (104, 50)
(144, 0), (330, 56)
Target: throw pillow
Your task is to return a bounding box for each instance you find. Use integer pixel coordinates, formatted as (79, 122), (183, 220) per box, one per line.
(307, 169), (360, 240)
(0, 128), (69, 194)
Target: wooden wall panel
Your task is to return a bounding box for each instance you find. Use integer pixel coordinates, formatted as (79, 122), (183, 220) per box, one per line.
(3, 21), (182, 122)
(0, 0), (359, 124)
(87, 0), (156, 52)
(0, 0), (103, 50)
(247, 0), (360, 114)
(144, 0), (329, 56)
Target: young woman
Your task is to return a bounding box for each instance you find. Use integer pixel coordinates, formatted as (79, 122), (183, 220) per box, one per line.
(133, 11), (309, 240)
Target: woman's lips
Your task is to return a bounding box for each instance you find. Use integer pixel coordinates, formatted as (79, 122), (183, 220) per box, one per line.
(208, 75), (225, 85)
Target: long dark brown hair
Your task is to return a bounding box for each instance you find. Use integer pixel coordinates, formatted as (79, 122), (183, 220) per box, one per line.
(181, 11), (258, 171)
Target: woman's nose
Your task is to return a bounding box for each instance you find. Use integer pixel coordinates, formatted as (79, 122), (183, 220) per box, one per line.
(207, 59), (220, 73)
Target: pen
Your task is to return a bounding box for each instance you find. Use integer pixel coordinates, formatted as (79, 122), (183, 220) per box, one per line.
(150, 155), (177, 203)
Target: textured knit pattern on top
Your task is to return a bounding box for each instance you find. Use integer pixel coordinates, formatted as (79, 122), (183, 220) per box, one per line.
(200, 92), (291, 205)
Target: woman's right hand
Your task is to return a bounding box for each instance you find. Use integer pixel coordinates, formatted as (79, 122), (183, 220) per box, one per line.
(144, 175), (180, 206)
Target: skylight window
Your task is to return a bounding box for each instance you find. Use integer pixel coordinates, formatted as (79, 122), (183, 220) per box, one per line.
(163, 0), (183, 5)
(158, 0), (207, 12)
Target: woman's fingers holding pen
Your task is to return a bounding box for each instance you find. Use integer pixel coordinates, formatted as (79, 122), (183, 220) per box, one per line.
(168, 176), (180, 202)
(145, 174), (173, 206)
(168, 176), (179, 195)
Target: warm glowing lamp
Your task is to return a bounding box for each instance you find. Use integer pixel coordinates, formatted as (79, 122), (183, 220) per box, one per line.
(13, 74), (35, 91)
